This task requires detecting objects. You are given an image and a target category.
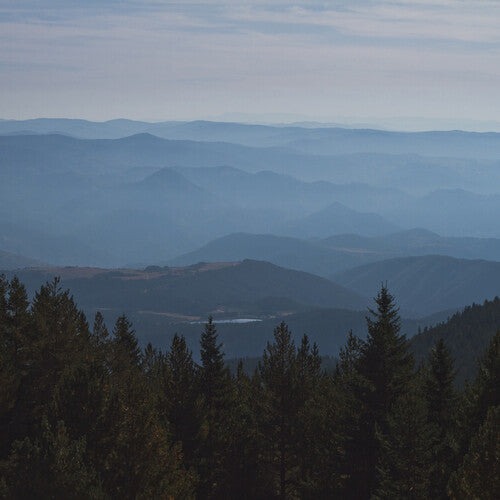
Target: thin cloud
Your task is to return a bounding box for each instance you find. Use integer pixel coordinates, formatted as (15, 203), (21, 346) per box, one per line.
(0, 1), (499, 121)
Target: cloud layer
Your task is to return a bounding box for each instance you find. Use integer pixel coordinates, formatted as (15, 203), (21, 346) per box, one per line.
(1, 1), (499, 124)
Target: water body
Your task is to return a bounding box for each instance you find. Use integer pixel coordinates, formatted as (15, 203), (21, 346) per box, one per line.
(190, 318), (262, 324)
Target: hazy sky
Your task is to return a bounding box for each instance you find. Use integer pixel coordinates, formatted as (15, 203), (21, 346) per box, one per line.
(2, 0), (500, 126)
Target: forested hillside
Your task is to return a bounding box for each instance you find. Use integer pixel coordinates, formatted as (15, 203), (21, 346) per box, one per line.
(411, 297), (500, 384)
(333, 254), (500, 315)
(4, 260), (367, 320)
(0, 249), (43, 270)
(0, 277), (497, 498)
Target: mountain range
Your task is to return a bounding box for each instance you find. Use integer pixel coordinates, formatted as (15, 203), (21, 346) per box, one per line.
(4, 260), (367, 320)
(333, 255), (500, 316)
(3, 119), (500, 161)
(169, 229), (500, 278)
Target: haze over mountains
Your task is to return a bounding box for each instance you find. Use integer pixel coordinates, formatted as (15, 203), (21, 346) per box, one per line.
(3, 118), (500, 160)
(333, 255), (500, 316)
(2, 260), (451, 358)
(1, 118), (499, 357)
(168, 229), (500, 277)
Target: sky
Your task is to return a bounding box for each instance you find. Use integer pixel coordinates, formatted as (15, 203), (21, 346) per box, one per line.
(1, 0), (500, 128)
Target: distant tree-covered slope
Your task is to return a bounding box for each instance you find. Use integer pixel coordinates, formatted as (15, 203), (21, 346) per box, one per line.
(411, 297), (500, 383)
(146, 306), (448, 359)
(0, 222), (113, 267)
(0, 248), (44, 270)
(386, 189), (500, 238)
(282, 201), (399, 238)
(169, 229), (500, 278)
(323, 228), (500, 262)
(174, 165), (407, 215)
(332, 255), (500, 316)
(168, 233), (385, 277)
(6, 260), (368, 321)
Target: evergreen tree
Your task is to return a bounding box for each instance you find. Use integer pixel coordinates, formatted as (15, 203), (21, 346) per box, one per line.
(374, 381), (435, 499)
(347, 285), (415, 497)
(259, 321), (299, 499)
(218, 361), (263, 498)
(454, 330), (500, 495)
(0, 417), (103, 499)
(197, 317), (233, 498)
(465, 330), (500, 434)
(294, 335), (323, 494)
(92, 311), (109, 343)
(296, 371), (346, 498)
(449, 404), (500, 499)
(333, 331), (370, 496)
(166, 334), (200, 470)
(111, 314), (141, 370)
(425, 338), (458, 499)
(1, 274), (499, 498)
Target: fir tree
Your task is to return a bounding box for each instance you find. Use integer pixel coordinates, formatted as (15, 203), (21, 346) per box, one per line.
(197, 317), (232, 498)
(111, 314), (141, 370)
(259, 321), (299, 499)
(425, 338), (458, 499)
(0, 417), (103, 499)
(449, 404), (500, 499)
(92, 311), (109, 343)
(166, 334), (200, 470)
(348, 285), (415, 497)
(374, 380), (435, 499)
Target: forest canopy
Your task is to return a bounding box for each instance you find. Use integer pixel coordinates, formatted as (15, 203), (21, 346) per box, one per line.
(0, 276), (498, 499)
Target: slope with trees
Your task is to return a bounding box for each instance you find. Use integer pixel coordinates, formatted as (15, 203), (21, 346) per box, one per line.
(332, 254), (500, 316)
(0, 277), (498, 498)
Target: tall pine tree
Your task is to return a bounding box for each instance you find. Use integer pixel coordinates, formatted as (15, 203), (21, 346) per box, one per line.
(347, 285), (414, 497)
(425, 338), (457, 499)
(197, 317), (233, 498)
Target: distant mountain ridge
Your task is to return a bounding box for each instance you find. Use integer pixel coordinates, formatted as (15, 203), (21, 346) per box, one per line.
(411, 297), (500, 384)
(169, 230), (500, 278)
(3, 119), (500, 160)
(2, 131), (500, 267)
(3, 260), (454, 359)
(282, 202), (399, 238)
(323, 229), (500, 261)
(332, 255), (500, 316)
(6, 260), (367, 320)
(0, 249), (44, 270)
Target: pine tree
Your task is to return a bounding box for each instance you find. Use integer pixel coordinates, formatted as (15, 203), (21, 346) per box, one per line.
(166, 333), (200, 470)
(0, 276), (22, 458)
(259, 321), (299, 499)
(0, 417), (103, 499)
(296, 370), (346, 498)
(111, 314), (141, 370)
(466, 331), (500, 432)
(348, 285), (415, 497)
(218, 361), (263, 498)
(294, 335), (323, 494)
(334, 330), (370, 496)
(425, 338), (458, 499)
(92, 311), (109, 343)
(374, 377), (435, 499)
(197, 317), (233, 498)
(449, 404), (500, 499)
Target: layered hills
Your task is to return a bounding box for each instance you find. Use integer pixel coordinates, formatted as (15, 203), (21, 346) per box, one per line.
(333, 255), (500, 316)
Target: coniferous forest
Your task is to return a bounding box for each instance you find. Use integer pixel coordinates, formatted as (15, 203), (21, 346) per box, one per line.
(0, 275), (498, 499)
(4, 1), (500, 498)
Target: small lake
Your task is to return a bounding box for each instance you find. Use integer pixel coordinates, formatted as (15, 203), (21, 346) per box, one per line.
(190, 318), (263, 324)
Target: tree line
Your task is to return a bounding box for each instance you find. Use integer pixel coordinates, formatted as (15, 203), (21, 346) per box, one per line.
(0, 276), (498, 498)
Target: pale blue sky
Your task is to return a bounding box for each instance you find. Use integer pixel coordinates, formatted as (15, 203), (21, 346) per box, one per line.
(1, 1), (500, 127)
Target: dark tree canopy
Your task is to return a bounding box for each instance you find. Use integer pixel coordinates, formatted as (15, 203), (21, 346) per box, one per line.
(0, 277), (498, 499)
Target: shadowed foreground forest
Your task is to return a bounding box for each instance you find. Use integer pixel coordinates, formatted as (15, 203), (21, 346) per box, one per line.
(0, 276), (498, 499)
